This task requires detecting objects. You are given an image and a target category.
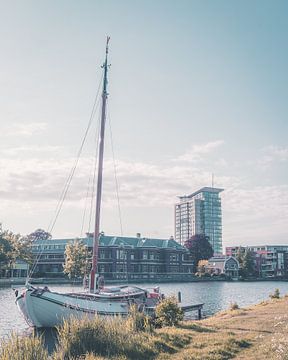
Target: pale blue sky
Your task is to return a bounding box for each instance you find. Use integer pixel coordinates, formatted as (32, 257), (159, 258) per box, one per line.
(0, 1), (287, 248)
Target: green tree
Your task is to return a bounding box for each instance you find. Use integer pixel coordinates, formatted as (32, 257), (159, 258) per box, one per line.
(184, 234), (214, 273)
(0, 228), (33, 277)
(0, 235), (13, 274)
(236, 248), (256, 278)
(63, 240), (90, 279)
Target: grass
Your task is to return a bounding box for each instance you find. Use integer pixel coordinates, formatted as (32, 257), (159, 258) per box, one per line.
(0, 333), (49, 360)
(2, 296), (288, 359)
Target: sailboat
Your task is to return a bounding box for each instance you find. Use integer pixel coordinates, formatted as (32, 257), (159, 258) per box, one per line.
(15, 37), (161, 328)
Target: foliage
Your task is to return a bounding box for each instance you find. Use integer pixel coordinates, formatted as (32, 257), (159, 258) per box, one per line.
(184, 234), (213, 273)
(0, 333), (48, 360)
(197, 260), (209, 275)
(269, 288), (280, 299)
(236, 248), (256, 278)
(27, 229), (52, 242)
(63, 239), (90, 279)
(0, 229), (33, 273)
(229, 302), (240, 310)
(0, 235), (13, 269)
(154, 296), (184, 327)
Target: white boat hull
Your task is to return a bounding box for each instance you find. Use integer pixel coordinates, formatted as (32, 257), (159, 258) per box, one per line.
(16, 285), (158, 328)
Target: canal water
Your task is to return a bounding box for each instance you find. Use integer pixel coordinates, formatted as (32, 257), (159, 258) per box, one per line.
(1, 281), (288, 340)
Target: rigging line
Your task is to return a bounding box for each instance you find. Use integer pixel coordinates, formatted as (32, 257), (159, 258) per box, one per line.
(47, 73), (103, 235)
(80, 174), (92, 238)
(88, 106), (101, 233)
(28, 74), (103, 280)
(108, 105), (123, 236)
(82, 109), (101, 236)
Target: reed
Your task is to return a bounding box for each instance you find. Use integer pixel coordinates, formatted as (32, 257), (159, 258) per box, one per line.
(0, 333), (48, 360)
(52, 315), (157, 360)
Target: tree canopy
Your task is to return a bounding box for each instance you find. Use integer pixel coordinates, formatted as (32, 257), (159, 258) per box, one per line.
(236, 247), (257, 278)
(184, 234), (214, 273)
(0, 228), (33, 274)
(63, 240), (90, 279)
(27, 229), (52, 242)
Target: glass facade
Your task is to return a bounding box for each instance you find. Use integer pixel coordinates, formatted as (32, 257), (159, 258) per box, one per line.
(175, 187), (223, 254)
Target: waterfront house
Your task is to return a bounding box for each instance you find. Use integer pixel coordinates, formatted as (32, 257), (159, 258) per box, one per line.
(31, 234), (194, 282)
(206, 256), (239, 279)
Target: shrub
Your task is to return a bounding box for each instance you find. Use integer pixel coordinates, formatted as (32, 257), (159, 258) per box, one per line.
(154, 296), (184, 327)
(270, 288), (280, 299)
(229, 302), (240, 310)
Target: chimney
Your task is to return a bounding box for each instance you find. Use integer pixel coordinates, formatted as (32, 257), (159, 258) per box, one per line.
(136, 233), (141, 239)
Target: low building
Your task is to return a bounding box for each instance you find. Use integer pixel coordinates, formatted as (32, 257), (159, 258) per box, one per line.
(226, 245), (288, 278)
(206, 256), (239, 279)
(31, 234), (194, 282)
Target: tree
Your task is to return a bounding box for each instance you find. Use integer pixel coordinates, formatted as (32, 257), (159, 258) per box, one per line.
(0, 229), (33, 276)
(27, 229), (52, 242)
(63, 240), (90, 279)
(0, 235), (13, 274)
(184, 234), (214, 273)
(236, 248), (256, 278)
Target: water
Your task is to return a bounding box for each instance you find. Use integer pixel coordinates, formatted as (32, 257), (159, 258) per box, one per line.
(1, 281), (288, 339)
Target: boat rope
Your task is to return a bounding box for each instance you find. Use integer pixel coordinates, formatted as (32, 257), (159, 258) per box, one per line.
(80, 110), (101, 237)
(47, 73), (103, 235)
(28, 73), (103, 280)
(108, 106), (123, 236)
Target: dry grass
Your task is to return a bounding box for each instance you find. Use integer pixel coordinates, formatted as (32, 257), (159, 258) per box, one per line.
(0, 333), (49, 360)
(2, 297), (288, 359)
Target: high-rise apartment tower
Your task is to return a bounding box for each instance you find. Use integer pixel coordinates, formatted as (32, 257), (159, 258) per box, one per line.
(175, 187), (224, 254)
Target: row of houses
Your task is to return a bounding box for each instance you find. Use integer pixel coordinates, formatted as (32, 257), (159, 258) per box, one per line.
(7, 233), (288, 282)
(226, 245), (288, 278)
(4, 234), (241, 282)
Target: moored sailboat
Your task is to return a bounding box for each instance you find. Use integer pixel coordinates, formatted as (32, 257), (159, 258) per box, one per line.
(15, 37), (161, 328)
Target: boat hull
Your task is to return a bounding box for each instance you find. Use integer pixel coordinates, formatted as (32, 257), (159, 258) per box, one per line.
(16, 285), (155, 328)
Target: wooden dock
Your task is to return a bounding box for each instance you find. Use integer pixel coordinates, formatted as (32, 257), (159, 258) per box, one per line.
(180, 303), (204, 320)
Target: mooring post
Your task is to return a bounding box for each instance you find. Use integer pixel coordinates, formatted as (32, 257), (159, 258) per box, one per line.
(178, 291), (182, 303)
(198, 307), (202, 320)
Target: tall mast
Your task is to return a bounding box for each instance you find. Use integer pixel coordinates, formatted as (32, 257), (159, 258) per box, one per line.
(90, 37), (110, 292)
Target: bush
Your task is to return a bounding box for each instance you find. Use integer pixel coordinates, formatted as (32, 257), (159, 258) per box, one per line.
(154, 296), (184, 327)
(229, 302), (240, 310)
(270, 288), (280, 299)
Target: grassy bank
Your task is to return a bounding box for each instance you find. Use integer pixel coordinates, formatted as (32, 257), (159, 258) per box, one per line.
(1, 296), (288, 360)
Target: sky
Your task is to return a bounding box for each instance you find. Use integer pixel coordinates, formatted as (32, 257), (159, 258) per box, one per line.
(0, 0), (287, 249)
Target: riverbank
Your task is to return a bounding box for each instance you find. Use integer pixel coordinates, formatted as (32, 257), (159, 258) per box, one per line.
(1, 276), (287, 288)
(169, 296), (288, 359)
(1, 296), (287, 359)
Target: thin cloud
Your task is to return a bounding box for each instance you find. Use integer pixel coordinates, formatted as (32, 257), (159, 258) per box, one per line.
(3, 122), (47, 137)
(0, 145), (63, 156)
(258, 145), (288, 169)
(173, 140), (224, 163)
